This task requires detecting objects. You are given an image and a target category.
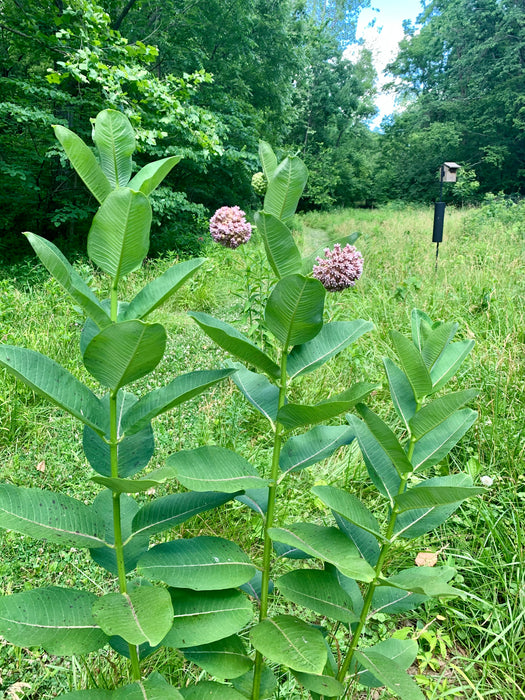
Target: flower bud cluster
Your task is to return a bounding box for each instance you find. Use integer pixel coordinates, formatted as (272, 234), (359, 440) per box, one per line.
(251, 172), (267, 196)
(209, 206), (252, 249)
(313, 243), (364, 292)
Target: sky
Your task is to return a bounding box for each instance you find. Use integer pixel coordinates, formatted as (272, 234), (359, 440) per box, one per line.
(352, 0), (424, 128)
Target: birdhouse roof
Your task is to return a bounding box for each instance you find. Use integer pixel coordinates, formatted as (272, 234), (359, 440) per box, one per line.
(444, 162), (460, 170)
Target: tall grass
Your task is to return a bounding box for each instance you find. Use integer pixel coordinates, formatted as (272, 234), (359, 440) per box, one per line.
(0, 202), (524, 698)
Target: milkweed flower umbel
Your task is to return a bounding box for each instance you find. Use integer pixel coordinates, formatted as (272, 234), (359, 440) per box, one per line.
(312, 243), (364, 292)
(209, 206), (252, 249)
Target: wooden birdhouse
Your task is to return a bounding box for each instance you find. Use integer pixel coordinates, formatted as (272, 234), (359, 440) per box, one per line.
(442, 162), (461, 182)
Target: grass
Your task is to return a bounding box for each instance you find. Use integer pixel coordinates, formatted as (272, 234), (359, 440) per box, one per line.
(0, 201), (524, 698)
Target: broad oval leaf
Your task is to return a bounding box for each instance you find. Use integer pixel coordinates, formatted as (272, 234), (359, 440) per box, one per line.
(231, 363), (279, 423)
(378, 566), (463, 598)
(265, 275), (325, 348)
(292, 670), (345, 698)
(24, 232), (111, 329)
(122, 258), (205, 320)
(0, 345), (105, 435)
(113, 673), (184, 700)
(352, 650), (425, 700)
(278, 382), (378, 429)
(132, 491), (235, 541)
(232, 666), (277, 700)
(263, 155), (308, 225)
(121, 369), (235, 436)
(93, 109), (135, 187)
(411, 408), (477, 472)
(128, 156), (181, 195)
(250, 615), (326, 674)
(164, 445), (268, 493)
(0, 587), (107, 655)
(0, 485), (105, 548)
(259, 140), (277, 181)
(92, 587), (173, 647)
(334, 511), (380, 567)
(277, 569), (358, 624)
(288, 320), (374, 379)
(395, 484), (484, 512)
(383, 357), (416, 431)
(88, 188), (151, 281)
(356, 404), (413, 476)
(280, 425), (356, 475)
(269, 523), (375, 582)
(408, 389), (478, 440)
(421, 322), (458, 369)
(180, 681), (247, 699)
(183, 635), (252, 680)
(312, 485), (382, 540)
(430, 339), (475, 392)
(83, 320), (166, 390)
(390, 330), (432, 400)
(189, 312), (280, 378)
(356, 638), (419, 689)
(53, 124), (111, 203)
(163, 588), (252, 649)
(137, 536), (255, 590)
(83, 391), (154, 477)
(254, 211), (302, 279)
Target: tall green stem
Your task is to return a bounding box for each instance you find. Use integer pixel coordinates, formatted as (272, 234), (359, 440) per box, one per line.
(338, 432), (419, 687)
(108, 283), (141, 681)
(252, 347), (288, 700)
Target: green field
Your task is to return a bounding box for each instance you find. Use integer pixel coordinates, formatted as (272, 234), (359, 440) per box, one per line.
(1, 201), (524, 699)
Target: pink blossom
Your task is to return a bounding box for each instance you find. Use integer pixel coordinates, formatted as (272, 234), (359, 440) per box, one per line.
(313, 243), (363, 292)
(209, 206), (252, 249)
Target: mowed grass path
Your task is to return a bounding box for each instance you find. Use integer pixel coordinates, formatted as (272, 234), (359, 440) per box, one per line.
(0, 203), (524, 698)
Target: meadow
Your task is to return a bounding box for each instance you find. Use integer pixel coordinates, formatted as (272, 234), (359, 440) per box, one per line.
(0, 199), (524, 699)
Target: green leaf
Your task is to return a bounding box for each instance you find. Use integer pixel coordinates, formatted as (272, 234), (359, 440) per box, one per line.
(180, 682), (247, 699)
(395, 484), (483, 512)
(113, 673), (184, 700)
(254, 211), (302, 279)
(334, 511), (380, 567)
(277, 569), (358, 624)
(357, 404), (413, 475)
(269, 523), (375, 582)
(83, 320), (166, 390)
(163, 588), (252, 649)
(189, 312), (280, 378)
(88, 188), (151, 281)
(121, 369), (235, 435)
(132, 491), (235, 540)
(164, 446), (268, 493)
(394, 474), (476, 539)
(92, 473), (168, 494)
(231, 364), (279, 423)
(312, 485), (383, 540)
(278, 382), (378, 429)
(357, 638), (418, 688)
(259, 140), (278, 181)
(383, 357), (416, 430)
(421, 322), (458, 369)
(90, 491), (149, 575)
(53, 124), (111, 203)
(411, 309), (433, 351)
(347, 414), (401, 505)
(122, 258), (205, 320)
(371, 584), (427, 616)
(0, 587), (107, 655)
(251, 615), (326, 674)
(292, 670), (344, 698)
(352, 650), (425, 700)
(263, 155), (308, 225)
(60, 691), (113, 699)
(378, 566), (463, 598)
(265, 275), (325, 348)
(93, 109), (135, 187)
(280, 426), (355, 475)
(0, 346), (105, 435)
(288, 320), (374, 379)
(390, 330), (432, 400)
(409, 389), (478, 439)
(138, 536), (255, 590)
(430, 339), (476, 391)
(83, 391), (154, 477)
(128, 156), (181, 195)
(232, 666), (277, 699)
(411, 408), (477, 471)
(92, 587), (173, 647)
(0, 485), (105, 548)
(183, 635), (252, 679)
(235, 489), (269, 518)
(24, 232), (111, 329)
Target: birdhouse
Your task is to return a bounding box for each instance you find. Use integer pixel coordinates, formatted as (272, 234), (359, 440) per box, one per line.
(442, 162), (460, 182)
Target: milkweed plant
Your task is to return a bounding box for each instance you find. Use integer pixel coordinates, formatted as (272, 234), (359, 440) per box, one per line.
(0, 118), (482, 700)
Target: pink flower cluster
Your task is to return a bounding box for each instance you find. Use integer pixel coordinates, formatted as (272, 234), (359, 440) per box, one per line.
(313, 243), (364, 292)
(209, 206), (252, 249)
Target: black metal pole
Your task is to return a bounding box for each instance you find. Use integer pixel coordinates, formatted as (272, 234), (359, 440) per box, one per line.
(433, 166), (445, 270)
